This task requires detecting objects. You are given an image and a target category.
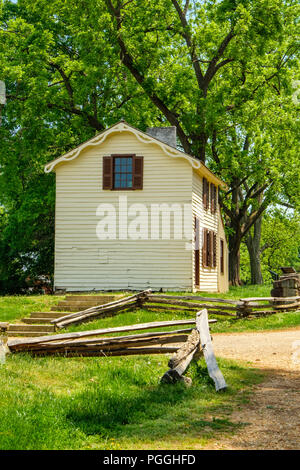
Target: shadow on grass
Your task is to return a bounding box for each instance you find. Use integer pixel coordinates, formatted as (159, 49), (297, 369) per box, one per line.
(64, 360), (252, 444)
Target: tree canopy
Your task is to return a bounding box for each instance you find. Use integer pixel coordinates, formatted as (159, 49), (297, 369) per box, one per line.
(0, 0), (299, 291)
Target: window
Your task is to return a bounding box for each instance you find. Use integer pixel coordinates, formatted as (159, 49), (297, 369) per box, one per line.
(102, 155), (143, 190)
(114, 156), (133, 189)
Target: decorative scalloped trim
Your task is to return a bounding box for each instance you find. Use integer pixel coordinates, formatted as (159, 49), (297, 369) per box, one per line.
(44, 122), (202, 173)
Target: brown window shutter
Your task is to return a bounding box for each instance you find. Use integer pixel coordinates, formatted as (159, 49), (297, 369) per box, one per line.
(132, 156), (143, 189)
(220, 239), (224, 274)
(207, 230), (212, 267)
(203, 178), (210, 210)
(202, 228), (208, 267)
(203, 178), (207, 209)
(102, 156), (113, 189)
(213, 232), (217, 268)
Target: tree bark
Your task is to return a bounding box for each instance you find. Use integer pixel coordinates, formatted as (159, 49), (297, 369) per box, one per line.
(228, 234), (241, 286)
(246, 215), (264, 285)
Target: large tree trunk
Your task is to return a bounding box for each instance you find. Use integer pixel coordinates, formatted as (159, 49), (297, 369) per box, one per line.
(228, 230), (242, 286)
(245, 216), (264, 285)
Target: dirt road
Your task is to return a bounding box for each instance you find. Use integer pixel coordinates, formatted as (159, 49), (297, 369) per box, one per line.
(205, 328), (300, 450)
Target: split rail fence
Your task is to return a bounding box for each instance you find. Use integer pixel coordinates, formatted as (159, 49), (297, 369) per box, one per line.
(2, 309), (226, 391)
(45, 290), (300, 330)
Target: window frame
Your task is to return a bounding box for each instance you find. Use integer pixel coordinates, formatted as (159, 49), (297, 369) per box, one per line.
(112, 154), (134, 191)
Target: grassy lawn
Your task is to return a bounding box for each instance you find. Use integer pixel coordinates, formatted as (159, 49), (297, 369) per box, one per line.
(0, 351), (262, 450)
(0, 284), (298, 449)
(0, 295), (64, 323)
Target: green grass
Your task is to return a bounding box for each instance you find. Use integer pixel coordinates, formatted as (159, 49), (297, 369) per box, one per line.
(1, 284), (299, 333)
(0, 352), (262, 450)
(3, 284), (295, 450)
(0, 295), (64, 323)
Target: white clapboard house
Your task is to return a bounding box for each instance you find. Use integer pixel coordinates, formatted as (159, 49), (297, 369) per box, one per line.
(45, 120), (229, 292)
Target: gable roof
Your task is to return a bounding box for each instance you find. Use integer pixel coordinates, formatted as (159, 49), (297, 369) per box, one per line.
(44, 120), (227, 188)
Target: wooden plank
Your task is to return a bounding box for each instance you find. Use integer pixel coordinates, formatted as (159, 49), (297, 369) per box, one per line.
(148, 294), (239, 305)
(0, 338), (10, 364)
(8, 319), (216, 350)
(55, 300), (137, 329)
(280, 267), (297, 274)
(28, 346), (180, 357)
(147, 297), (238, 311)
(240, 296), (300, 302)
(144, 304), (236, 317)
(28, 335), (189, 354)
(37, 328), (194, 347)
(196, 309), (227, 392)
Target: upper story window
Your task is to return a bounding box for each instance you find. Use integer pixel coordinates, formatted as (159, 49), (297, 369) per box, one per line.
(114, 156), (133, 189)
(102, 154), (143, 190)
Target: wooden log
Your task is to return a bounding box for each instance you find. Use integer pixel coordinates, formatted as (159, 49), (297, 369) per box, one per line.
(8, 319), (217, 351)
(37, 328), (194, 348)
(0, 338), (10, 364)
(160, 349), (198, 385)
(52, 289), (151, 325)
(55, 300), (138, 329)
(144, 304), (236, 317)
(0, 322), (9, 333)
(24, 334), (189, 354)
(168, 329), (200, 369)
(196, 309), (227, 392)
(146, 297), (238, 311)
(240, 296), (300, 302)
(28, 346), (180, 357)
(149, 294), (239, 305)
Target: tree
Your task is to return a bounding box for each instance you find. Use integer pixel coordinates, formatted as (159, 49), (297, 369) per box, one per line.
(1, 0), (299, 288)
(103, 0), (299, 284)
(0, 0), (162, 291)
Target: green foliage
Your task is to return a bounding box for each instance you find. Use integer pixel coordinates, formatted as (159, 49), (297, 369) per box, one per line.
(0, 0), (299, 289)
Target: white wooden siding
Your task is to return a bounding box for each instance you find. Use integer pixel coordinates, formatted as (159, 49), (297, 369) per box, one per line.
(192, 172), (219, 292)
(54, 132), (193, 291)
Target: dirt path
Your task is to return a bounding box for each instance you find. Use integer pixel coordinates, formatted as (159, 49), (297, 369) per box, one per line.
(204, 328), (300, 450)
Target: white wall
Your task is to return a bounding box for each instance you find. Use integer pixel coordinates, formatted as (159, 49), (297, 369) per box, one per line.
(54, 131), (194, 291)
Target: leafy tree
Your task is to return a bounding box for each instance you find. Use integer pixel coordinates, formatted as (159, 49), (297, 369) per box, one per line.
(0, 0), (299, 290)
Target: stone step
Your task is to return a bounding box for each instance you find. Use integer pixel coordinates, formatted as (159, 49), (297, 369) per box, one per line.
(9, 324), (55, 333)
(65, 295), (119, 302)
(7, 331), (52, 337)
(51, 306), (84, 312)
(22, 318), (57, 325)
(57, 300), (110, 307)
(30, 311), (67, 319)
